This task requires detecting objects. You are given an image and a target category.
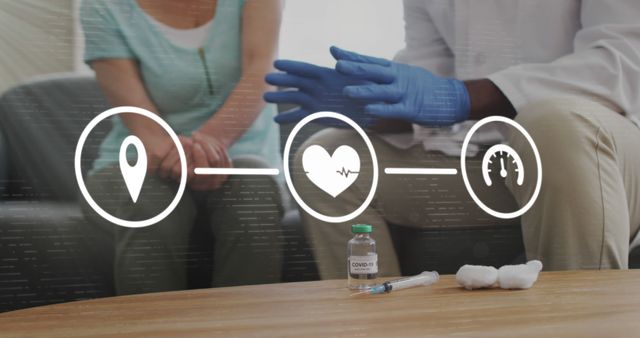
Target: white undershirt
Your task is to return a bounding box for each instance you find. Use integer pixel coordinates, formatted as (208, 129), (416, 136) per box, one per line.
(144, 13), (212, 49)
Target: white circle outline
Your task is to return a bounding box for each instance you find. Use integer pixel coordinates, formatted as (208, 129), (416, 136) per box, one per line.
(283, 112), (378, 223)
(75, 106), (187, 228)
(460, 116), (542, 219)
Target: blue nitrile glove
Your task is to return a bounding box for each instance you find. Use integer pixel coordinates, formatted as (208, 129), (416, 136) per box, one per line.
(331, 46), (470, 126)
(264, 60), (379, 127)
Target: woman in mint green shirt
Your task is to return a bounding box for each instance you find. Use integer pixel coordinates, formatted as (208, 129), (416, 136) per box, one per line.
(80, 0), (284, 294)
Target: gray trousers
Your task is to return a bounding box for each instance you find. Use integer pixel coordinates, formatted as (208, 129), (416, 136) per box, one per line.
(294, 98), (640, 279)
(81, 156), (284, 295)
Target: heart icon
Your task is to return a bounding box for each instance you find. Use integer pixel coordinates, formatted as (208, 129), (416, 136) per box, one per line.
(302, 145), (360, 198)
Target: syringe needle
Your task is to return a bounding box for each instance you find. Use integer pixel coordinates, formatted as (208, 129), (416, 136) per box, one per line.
(349, 290), (371, 297)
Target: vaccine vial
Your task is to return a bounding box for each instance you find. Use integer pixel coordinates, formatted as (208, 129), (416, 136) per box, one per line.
(348, 224), (378, 290)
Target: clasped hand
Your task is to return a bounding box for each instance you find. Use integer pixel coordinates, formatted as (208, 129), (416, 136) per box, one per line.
(144, 133), (230, 191)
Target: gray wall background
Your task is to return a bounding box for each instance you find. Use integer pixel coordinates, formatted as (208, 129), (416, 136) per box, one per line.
(0, 0), (77, 95)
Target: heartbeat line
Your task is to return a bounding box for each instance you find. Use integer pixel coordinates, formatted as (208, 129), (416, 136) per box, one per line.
(336, 167), (360, 178)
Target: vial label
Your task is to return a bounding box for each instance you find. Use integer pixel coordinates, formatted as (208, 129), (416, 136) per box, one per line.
(349, 254), (378, 274)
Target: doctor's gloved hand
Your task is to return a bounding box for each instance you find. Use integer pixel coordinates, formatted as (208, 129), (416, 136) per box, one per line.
(264, 60), (379, 128)
(331, 46), (470, 126)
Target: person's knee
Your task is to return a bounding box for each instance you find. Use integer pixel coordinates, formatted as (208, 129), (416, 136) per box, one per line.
(510, 99), (607, 189)
(225, 156), (281, 197)
(84, 165), (196, 225)
(209, 156), (284, 224)
(514, 98), (602, 144)
(223, 156), (280, 198)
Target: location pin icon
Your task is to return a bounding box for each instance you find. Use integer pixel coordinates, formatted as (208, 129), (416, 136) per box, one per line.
(119, 135), (147, 203)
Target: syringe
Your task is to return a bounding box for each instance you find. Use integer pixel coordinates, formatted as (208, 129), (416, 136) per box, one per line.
(352, 271), (439, 295)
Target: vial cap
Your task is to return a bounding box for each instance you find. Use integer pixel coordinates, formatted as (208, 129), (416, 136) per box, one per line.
(351, 224), (372, 233)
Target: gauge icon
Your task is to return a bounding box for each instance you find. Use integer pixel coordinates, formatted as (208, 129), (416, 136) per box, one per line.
(461, 116), (541, 219)
(481, 144), (524, 187)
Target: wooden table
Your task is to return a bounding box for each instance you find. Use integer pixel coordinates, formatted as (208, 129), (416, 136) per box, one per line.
(1, 270), (639, 337)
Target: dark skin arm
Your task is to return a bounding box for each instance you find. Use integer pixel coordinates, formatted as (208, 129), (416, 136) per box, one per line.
(464, 79), (516, 120)
(371, 78), (516, 133)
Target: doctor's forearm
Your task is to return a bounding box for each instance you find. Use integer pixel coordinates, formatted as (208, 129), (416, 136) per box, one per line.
(464, 79), (516, 120)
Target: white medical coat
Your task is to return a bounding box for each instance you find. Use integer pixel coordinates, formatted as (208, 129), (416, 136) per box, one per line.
(389, 0), (640, 154)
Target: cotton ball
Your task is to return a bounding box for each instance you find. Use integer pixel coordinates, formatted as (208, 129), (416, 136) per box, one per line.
(526, 260), (543, 272)
(456, 265), (498, 290)
(497, 260), (543, 289)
